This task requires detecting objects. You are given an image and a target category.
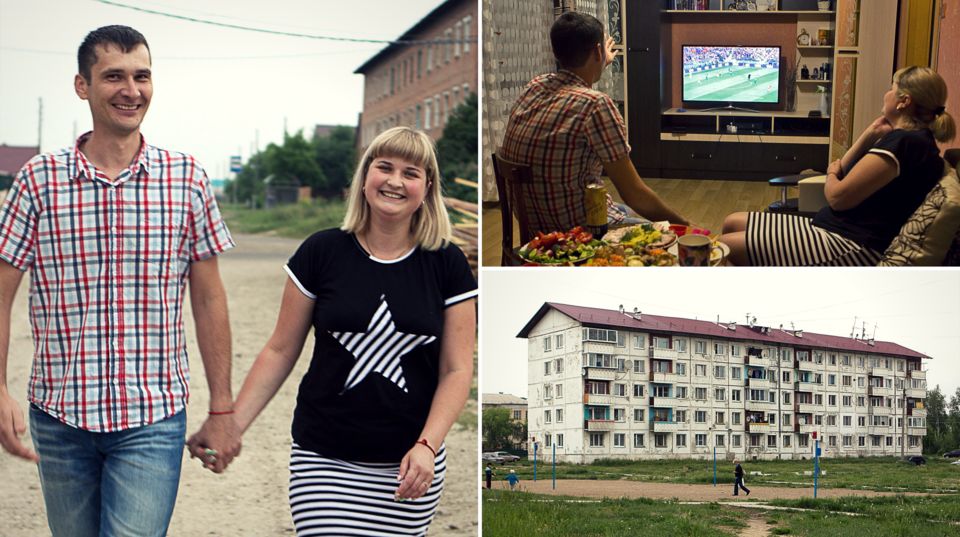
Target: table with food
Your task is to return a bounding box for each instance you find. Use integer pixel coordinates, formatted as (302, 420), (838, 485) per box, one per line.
(516, 223), (729, 267)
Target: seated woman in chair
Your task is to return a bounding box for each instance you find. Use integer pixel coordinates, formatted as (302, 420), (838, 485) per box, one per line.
(720, 66), (956, 266)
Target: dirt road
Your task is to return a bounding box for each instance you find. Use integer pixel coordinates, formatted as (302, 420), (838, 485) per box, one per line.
(0, 234), (478, 536)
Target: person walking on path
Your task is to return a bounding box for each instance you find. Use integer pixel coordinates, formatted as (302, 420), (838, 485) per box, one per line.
(485, 464), (495, 489)
(733, 459), (751, 496)
(506, 469), (520, 491)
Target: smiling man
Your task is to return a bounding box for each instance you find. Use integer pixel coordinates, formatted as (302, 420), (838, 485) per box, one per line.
(0, 25), (238, 536)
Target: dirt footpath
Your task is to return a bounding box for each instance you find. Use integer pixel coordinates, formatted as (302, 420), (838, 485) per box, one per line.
(518, 479), (927, 501)
(0, 234), (477, 536)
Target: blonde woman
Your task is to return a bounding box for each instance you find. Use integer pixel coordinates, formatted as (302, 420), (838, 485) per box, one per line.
(721, 66), (956, 266)
(192, 127), (476, 535)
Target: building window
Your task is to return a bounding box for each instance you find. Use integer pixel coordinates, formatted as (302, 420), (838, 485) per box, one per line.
(731, 367), (741, 380)
(454, 22), (462, 57)
(715, 388), (726, 401)
(556, 334), (564, 349)
(782, 435), (791, 447)
(695, 387), (707, 400)
(716, 435), (725, 447)
(675, 387), (687, 399)
(513, 410), (522, 420)
(828, 374), (836, 386)
(799, 435), (810, 448)
(585, 381), (610, 395)
(732, 412), (741, 425)
(427, 44), (433, 72)
(584, 353), (616, 368)
(634, 433), (645, 448)
(714, 343), (725, 355)
(444, 29), (452, 63)
(424, 99), (432, 129)
(543, 337), (552, 352)
(695, 434), (707, 447)
(616, 331), (626, 348)
(655, 433), (668, 448)
(615, 384), (626, 397)
(732, 434), (741, 448)
(633, 360), (645, 373)
(583, 328), (618, 343)
(614, 408), (625, 422)
(653, 385), (670, 398)
(545, 433), (552, 447)
(634, 408), (645, 422)
(676, 363), (686, 375)
(695, 340), (706, 354)
(544, 361), (551, 375)
(590, 433), (604, 447)
(783, 392), (791, 405)
(653, 336), (670, 349)
(695, 364), (706, 376)
(463, 16), (472, 52)
(783, 413), (791, 426)
(556, 384), (563, 399)
(714, 366), (726, 379)
(675, 410), (687, 423)
(556, 409), (564, 423)
(676, 434), (687, 447)
(614, 433), (625, 447)
(716, 412), (725, 425)
(557, 433), (564, 447)
(544, 410), (551, 423)
(633, 384), (644, 397)
(417, 50), (422, 78)
(695, 411), (707, 423)
(633, 335), (645, 349)
(676, 339), (687, 352)
(732, 389), (741, 402)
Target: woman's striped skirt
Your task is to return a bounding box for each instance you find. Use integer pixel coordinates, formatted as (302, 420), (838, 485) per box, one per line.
(746, 212), (883, 266)
(289, 443), (446, 536)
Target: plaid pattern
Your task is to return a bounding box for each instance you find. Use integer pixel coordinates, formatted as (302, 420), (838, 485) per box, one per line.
(499, 70), (630, 233)
(0, 133), (234, 432)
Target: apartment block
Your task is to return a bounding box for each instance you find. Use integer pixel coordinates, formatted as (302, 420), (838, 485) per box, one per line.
(482, 392), (529, 450)
(519, 303), (929, 463)
(355, 0), (477, 148)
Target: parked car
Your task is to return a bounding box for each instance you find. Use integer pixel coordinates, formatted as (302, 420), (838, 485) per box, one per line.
(943, 449), (960, 458)
(903, 455), (927, 466)
(490, 451), (521, 462)
(482, 452), (505, 464)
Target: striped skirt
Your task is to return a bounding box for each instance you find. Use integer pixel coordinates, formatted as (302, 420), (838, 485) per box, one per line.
(289, 443), (446, 536)
(746, 212), (883, 266)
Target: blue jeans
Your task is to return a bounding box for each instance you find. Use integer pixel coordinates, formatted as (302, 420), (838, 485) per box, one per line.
(29, 405), (186, 537)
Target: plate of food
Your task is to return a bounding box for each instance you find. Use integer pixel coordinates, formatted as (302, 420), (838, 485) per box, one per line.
(710, 241), (731, 266)
(518, 226), (601, 265)
(602, 223), (677, 250)
(626, 247), (677, 267)
(668, 224), (711, 238)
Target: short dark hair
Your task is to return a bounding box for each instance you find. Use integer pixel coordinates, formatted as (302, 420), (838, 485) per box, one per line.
(550, 12), (604, 69)
(78, 25), (150, 81)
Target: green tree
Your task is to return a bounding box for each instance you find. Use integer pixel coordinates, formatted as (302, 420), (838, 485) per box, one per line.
(262, 130), (326, 194)
(482, 407), (515, 451)
(948, 387), (960, 449)
(924, 386), (948, 454)
(436, 92), (478, 202)
(313, 125), (356, 197)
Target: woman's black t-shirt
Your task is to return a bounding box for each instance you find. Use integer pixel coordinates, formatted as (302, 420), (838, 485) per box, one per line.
(284, 228), (477, 462)
(813, 128), (943, 252)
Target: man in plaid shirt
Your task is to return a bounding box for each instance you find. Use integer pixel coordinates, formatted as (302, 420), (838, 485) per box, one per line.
(500, 12), (689, 234)
(0, 26), (238, 536)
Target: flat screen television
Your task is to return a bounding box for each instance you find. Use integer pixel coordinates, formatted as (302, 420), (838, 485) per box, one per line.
(681, 45), (781, 108)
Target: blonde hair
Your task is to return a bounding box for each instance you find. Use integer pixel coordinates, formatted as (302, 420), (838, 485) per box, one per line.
(893, 66), (956, 143)
(341, 126), (452, 250)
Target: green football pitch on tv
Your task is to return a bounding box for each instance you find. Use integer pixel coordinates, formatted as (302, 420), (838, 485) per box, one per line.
(683, 66), (779, 104)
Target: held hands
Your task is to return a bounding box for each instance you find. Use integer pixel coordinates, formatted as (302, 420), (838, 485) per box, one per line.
(395, 441), (436, 500)
(186, 413), (242, 473)
(0, 392), (39, 462)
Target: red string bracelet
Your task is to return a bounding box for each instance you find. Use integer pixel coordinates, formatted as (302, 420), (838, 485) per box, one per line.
(208, 409), (235, 416)
(415, 438), (437, 457)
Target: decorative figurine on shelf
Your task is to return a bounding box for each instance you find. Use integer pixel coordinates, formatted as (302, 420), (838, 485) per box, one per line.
(797, 28), (811, 46)
(746, 1), (757, 10)
(812, 67), (819, 80)
(801, 64), (810, 80)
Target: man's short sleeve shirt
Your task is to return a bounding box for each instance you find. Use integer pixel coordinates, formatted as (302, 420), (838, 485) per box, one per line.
(499, 70), (631, 233)
(0, 133), (234, 432)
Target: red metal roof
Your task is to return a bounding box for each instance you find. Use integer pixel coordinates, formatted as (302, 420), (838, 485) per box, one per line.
(517, 302), (930, 360)
(0, 144), (39, 176)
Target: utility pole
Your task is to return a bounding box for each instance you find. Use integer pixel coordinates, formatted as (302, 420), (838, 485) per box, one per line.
(902, 387), (907, 457)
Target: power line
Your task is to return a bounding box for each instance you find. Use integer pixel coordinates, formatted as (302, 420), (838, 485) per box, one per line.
(1, 46), (384, 61)
(93, 0), (475, 46)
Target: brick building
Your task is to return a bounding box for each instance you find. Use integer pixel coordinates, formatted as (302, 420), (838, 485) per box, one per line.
(520, 303), (929, 463)
(355, 0), (477, 148)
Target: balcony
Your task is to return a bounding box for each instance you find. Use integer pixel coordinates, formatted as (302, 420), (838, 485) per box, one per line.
(908, 407), (927, 418)
(907, 426), (927, 436)
(867, 425), (892, 435)
(795, 360), (818, 372)
(745, 421), (770, 433)
(648, 347), (680, 361)
(794, 381), (821, 392)
(796, 423), (818, 434)
(868, 405), (893, 415)
(907, 388), (926, 399)
(649, 396), (675, 408)
(908, 369), (926, 380)
(583, 367), (617, 381)
(585, 419), (615, 432)
(650, 371), (683, 383)
(868, 385), (893, 397)
(745, 398), (773, 409)
(794, 403), (819, 414)
(745, 377), (772, 389)
(868, 365), (893, 377)
(583, 393), (614, 406)
(745, 354), (765, 366)
(651, 420), (683, 433)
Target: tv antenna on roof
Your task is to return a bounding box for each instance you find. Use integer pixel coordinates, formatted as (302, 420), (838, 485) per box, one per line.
(850, 316), (858, 339)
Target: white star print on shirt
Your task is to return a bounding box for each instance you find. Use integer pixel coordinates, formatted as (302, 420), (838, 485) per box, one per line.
(330, 295), (437, 393)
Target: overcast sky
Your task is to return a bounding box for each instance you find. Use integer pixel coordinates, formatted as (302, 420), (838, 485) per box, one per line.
(481, 269), (960, 401)
(0, 0), (451, 178)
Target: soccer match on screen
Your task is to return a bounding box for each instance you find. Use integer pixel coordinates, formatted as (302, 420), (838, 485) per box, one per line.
(682, 46), (781, 104)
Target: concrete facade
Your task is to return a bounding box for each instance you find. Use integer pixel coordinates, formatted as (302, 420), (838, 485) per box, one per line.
(521, 304), (929, 463)
(355, 0), (478, 148)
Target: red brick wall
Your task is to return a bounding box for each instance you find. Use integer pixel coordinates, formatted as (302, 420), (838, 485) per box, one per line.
(358, 0), (478, 148)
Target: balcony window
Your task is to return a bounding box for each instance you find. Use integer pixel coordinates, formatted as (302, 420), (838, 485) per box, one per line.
(583, 328), (618, 343)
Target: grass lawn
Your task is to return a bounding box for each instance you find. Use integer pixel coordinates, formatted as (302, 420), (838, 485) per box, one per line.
(496, 456), (959, 493)
(761, 495), (960, 536)
(221, 199), (347, 239)
(482, 490), (747, 537)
